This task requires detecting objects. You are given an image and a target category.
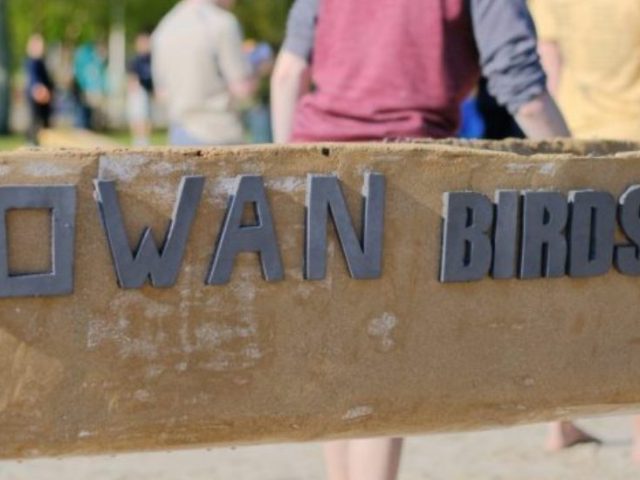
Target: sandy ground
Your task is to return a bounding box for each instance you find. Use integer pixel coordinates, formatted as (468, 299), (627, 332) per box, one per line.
(0, 415), (638, 479)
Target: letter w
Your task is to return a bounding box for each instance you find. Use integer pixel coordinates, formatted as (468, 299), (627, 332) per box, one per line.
(95, 176), (205, 288)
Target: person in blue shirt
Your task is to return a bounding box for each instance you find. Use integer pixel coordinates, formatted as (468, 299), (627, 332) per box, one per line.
(72, 42), (107, 129)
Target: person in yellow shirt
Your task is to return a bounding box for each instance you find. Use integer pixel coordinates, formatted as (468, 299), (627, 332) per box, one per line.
(530, 0), (640, 141)
(530, 0), (640, 462)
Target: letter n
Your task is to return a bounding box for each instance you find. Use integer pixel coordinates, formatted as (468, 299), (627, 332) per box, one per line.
(305, 173), (385, 280)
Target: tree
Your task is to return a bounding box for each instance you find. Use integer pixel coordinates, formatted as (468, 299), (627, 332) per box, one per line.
(0, 0), (10, 134)
(234, 0), (294, 46)
(9, 0), (294, 57)
(9, 0), (106, 73)
(4, 0), (294, 131)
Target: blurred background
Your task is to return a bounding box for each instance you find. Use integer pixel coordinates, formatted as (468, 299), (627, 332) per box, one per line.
(1, 1), (639, 478)
(0, 0), (292, 149)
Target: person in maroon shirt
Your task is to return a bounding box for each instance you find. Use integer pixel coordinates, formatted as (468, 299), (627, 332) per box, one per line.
(272, 0), (569, 143)
(271, 1), (577, 479)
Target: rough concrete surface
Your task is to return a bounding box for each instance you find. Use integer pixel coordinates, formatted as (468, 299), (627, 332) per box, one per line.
(0, 415), (638, 479)
(1, 141), (640, 459)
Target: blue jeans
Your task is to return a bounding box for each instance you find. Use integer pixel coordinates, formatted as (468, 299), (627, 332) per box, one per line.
(169, 126), (211, 146)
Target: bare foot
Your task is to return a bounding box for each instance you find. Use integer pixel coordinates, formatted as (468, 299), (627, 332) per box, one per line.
(631, 440), (640, 465)
(631, 415), (640, 464)
(545, 421), (602, 452)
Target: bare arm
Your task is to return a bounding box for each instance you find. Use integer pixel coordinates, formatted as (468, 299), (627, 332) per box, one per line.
(471, 0), (570, 140)
(271, 51), (309, 143)
(218, 15), (257, 102)
(271, 0), (318, 143)
(228, 78), (258, 102)
(514, 90), (570, 139)
(538, 40), (562, 97)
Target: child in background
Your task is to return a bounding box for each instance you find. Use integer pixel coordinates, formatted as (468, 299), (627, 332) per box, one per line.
(25, 34), (54, 145)
(127, 31), (154, 146)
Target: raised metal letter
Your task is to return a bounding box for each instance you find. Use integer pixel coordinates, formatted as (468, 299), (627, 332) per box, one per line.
(520, 191), (568, 279)
(95, 176), (204, 288)
(568, 190), (615, 277)
(440, 192), (493, 283)
(305, 173), (385, 280)
(492, 190), (520, 279)
(615, 185), (640, 275)
(0, 185), (76, 297)
(207, 175), (283, 284)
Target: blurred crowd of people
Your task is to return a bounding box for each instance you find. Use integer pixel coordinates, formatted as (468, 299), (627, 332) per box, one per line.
(23, 0), (640, 149)
(24, 35), (110, 145)
(21, 0), (640, 478)
(22, 0), (275, 146)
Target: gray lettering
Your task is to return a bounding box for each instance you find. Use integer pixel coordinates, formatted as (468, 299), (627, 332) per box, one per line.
(568, 190), (615, 277)
(440, 192), (493, 283)
(305, 173), (385, 280)
(207, 175), (283, 285)
(492, 190), (520, 279)
(520, 191), (568, 279)
(95, 176), (204, 288)
(615, 185), (640, 275)
(0, 185), (76, 297)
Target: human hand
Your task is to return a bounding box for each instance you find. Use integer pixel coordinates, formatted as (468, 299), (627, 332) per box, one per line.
(32, 84), (51, 105)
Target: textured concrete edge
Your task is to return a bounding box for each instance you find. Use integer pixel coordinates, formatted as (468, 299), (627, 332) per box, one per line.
(1, 141), (640, 459)
(9, 137), (640, 160)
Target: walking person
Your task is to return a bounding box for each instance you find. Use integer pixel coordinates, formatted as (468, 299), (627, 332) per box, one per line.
(152, 0), (256, 146)
(127, 31), (154, 146)
(530, 0), (640, 458)
(531, 0), (640, 141)
(272, 1), (572, 479)
(25, 34), (54, 145)
(72, 42), (108, 130)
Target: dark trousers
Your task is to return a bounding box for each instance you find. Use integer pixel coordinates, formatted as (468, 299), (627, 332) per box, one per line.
(27, 101), (51, 145)
(476, 78), (524, 140)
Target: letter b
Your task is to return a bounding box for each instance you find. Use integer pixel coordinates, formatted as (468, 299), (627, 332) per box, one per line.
(440, 192), (493, 283)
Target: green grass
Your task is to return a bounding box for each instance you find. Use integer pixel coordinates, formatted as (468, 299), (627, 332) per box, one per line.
(0, 134), (27, 151)
(0, 130), (169, 151)
(107, 130), (169, 147)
